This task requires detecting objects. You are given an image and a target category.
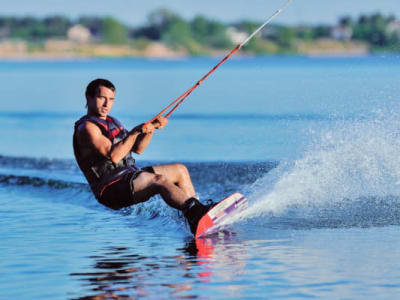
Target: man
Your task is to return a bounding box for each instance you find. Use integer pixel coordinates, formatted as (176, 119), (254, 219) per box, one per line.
(73, 78), (214, 234)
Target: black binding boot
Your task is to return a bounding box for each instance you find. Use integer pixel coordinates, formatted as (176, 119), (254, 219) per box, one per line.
(182, 198), (217, 234)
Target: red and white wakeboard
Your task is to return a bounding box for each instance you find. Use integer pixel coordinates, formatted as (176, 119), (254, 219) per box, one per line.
(195, 192), (248, 238)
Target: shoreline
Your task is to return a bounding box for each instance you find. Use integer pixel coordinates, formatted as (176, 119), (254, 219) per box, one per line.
(0, 39), (375, 60)
(0, 52), (375, 61)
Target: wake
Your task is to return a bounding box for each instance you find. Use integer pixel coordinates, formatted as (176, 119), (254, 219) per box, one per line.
(238, 108), (400, 229)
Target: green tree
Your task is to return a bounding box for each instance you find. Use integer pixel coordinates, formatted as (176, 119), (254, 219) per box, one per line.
(11, 17), (46, 40)
(133, 9), (184, 41)
(311, 25), (331, 39)
(273, 26), (296, 49)
(339, 16), (353, 27)
(162, 19), (192, 48)
(162, 19), (204, 54)
(235, 21), (260, 34)
(205, 20), (232, 49)
(43, 16), (70, 37)
(101, 17), (128, 44)
(191, 16), (209, 43)
(77, 17), (104, 37)
(352, 13), (392, 47)
(296, 26), (313, 41)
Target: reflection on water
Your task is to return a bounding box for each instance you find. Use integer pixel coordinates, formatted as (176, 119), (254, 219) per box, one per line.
(69, 232), (246, 299)
(70, 245), (196, 299)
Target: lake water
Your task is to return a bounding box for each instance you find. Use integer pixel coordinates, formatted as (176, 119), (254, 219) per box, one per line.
(1, 55), (400, 299)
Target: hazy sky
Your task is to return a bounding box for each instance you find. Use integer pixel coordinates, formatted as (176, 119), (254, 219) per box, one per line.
(2, 0), (400, 26)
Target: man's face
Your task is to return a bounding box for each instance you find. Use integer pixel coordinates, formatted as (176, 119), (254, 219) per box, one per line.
(87, 86), (115, 119)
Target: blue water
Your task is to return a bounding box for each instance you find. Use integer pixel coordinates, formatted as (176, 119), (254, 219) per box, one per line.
(1, 55), (400, 299)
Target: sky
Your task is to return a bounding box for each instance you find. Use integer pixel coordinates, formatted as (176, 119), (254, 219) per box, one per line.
(2, 0), (400, 26)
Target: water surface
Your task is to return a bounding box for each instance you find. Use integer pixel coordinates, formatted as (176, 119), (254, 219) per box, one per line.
(1, 56), (400, 299)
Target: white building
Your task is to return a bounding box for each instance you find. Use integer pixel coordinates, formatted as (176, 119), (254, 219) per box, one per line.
(387, 20), (400, 35)
(226, 27), (248, 44)
(331, 26), (353, 41)
(67, 25), (91, 43)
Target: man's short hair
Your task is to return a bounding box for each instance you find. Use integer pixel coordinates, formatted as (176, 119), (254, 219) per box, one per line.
(85, 78), (115, 99)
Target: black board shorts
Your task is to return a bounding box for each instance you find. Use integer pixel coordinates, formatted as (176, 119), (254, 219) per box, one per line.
(98, 166), (155, 210)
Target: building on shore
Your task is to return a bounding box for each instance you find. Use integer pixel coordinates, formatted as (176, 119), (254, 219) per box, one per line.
(387, 20), (400, 37)
(226, 27), (248, 44)
(331, 26), (353, 41)
(67, 25), (91, 43)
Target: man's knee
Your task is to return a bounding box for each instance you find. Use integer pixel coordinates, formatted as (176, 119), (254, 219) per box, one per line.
(132, 173), (166, 201)
(134, 172), (169, 191)
(152, 174), (170, 188)
(174, 163), (190, 178)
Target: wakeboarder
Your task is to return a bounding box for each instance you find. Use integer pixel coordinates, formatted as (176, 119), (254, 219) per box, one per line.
(73, 78), (215, 234)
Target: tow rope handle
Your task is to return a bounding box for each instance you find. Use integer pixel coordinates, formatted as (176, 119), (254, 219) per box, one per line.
(147, 0), (293, 125)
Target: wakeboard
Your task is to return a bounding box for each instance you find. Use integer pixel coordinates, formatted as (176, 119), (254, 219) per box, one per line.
(195, 192), (248, 238)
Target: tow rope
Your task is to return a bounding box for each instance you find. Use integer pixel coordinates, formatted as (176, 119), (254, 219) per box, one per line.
(149, 0), (292, 123)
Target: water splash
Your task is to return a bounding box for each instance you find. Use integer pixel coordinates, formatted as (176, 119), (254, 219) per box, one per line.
(240, 108), (400, 228)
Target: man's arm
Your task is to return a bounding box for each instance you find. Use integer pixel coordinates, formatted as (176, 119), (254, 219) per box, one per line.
(79, 121), (141, 164)
(78, 117), (168, 164)
(132, 116), (168, 154)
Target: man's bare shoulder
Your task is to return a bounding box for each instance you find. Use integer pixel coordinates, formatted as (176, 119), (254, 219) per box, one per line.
(77, 121), (101, 137)
(76, 119), (113, 158)
(76, 121), (105, 149)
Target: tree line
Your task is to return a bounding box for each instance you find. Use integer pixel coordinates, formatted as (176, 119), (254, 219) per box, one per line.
(0, 9), (399, 54)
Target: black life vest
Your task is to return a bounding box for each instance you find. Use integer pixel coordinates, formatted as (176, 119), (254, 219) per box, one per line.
(73, 115), (138, 198)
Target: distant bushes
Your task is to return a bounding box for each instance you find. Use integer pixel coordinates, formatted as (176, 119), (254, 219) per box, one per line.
(0, 10), (399, 53)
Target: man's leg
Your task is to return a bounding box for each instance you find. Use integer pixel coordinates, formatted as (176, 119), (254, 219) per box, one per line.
(151, 163), (196, 199)
(131, 170), (191, 210)
(132, 164), (211, 234)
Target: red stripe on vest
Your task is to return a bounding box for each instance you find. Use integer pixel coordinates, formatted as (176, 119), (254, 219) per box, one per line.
(110, 128), (121, 139)
(96, 120), (108, 131)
